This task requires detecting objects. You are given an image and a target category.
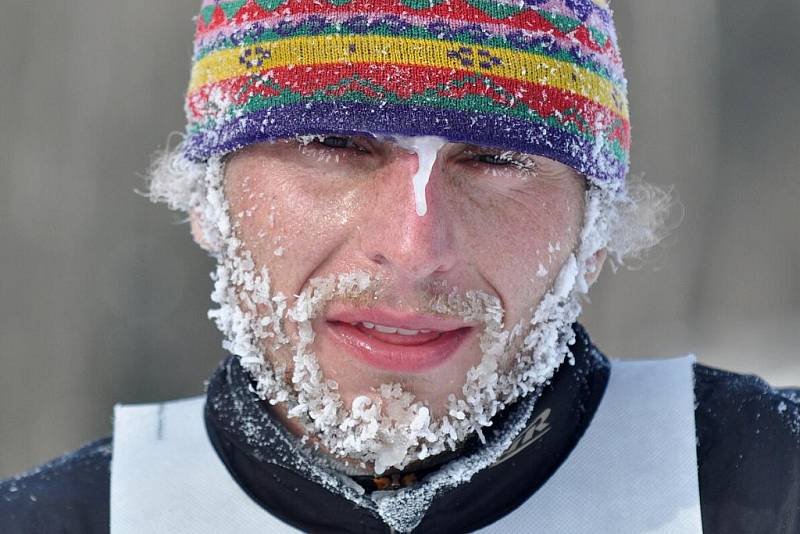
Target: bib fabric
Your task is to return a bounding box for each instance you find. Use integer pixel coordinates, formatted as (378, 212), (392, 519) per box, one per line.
(478, 356), (702, 533)
(111, 356), (701, 533)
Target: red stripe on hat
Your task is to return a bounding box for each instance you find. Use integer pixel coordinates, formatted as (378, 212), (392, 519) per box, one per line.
(187, 62), (629, 149)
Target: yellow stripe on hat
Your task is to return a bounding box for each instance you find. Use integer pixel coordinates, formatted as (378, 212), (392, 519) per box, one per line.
(189, 34), (628, 119)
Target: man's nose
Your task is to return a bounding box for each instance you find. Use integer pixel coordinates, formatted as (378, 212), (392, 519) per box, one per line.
(359, 150), (457, 279)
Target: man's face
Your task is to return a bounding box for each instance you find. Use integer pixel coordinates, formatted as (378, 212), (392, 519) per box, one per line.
(221, 135), (586, 427)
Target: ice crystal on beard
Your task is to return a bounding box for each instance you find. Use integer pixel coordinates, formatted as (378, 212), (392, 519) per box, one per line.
(537, 263), (549, 278)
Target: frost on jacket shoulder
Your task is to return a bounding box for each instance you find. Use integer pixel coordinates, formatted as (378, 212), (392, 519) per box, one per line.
(0, 437), (111, 534)
(694, 364), (800, 533)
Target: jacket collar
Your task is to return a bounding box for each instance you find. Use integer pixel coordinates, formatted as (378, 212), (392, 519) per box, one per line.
(204, 324), (610, 533)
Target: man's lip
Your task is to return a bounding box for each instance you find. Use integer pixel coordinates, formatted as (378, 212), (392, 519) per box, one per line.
(324, 321), (473, 373)
(325, 306), (474, 332)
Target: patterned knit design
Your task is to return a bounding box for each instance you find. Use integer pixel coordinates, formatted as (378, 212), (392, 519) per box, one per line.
(185, 0), (629, 185)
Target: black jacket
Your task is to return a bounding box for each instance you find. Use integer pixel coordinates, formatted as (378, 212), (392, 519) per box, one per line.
(2, 326), (799, 533)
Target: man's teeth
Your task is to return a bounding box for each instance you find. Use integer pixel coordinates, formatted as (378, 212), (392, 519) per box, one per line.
(356, 322), (432, 336)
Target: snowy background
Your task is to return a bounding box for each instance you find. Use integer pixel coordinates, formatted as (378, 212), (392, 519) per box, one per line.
(1, 1), (798, 478)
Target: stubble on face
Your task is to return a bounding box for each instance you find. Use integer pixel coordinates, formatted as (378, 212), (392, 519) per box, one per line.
(214, 138), (588, 472)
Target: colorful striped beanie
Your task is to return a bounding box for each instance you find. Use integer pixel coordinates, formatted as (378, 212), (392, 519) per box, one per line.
(185, 0), (629, 186)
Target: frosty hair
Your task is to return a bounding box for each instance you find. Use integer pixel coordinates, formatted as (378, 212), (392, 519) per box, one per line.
(146, 139), (680, 265)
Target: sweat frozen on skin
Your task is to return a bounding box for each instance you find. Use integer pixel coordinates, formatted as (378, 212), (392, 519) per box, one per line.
(392, 136), (449, 217)
(295, 134), (454, 218)
(197, 139), (614, 475)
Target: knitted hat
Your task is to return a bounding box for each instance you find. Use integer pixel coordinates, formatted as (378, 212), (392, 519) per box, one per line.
(184, 0), (629, 186)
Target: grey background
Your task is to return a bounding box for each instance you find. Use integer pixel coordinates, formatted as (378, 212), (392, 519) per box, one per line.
(1, 1), (798, 479)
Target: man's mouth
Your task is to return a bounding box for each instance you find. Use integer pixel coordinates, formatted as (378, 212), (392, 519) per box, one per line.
(324, 308), (474, 372)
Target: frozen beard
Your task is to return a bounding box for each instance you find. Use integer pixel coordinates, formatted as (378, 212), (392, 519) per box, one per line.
(200, 147), (614, 476)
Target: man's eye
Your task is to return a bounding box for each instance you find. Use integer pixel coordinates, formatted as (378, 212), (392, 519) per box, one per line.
(317, 136), (357, 150)
(469, 150), (537, 173)
(475, 153), (511, 165)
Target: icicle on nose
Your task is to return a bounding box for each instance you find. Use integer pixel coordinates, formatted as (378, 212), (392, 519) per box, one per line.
(393, 136), (448, 217)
